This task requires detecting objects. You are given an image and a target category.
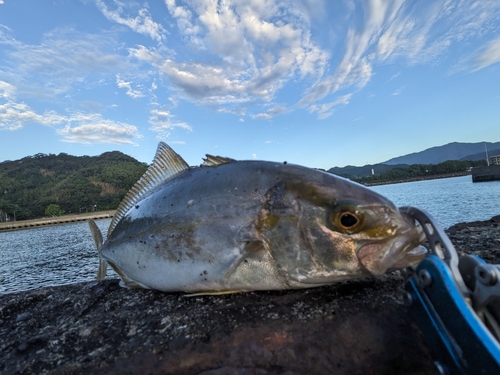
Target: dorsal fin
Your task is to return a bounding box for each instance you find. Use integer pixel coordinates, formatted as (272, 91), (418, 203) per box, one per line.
(107, 142), (189, 238)
(202, 154), (235, 167)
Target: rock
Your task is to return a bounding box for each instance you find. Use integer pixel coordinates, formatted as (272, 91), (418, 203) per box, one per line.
(1, 216), (499, 375)
(16, 312), (31, 322)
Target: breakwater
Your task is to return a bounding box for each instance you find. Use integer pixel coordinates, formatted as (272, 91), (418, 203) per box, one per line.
(363, 171), (470, 186)
(0, 211), (115, 232)
(472, 165), (500, 182)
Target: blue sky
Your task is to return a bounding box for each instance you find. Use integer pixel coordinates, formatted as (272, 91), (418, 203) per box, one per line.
(0, 0), (499, 169)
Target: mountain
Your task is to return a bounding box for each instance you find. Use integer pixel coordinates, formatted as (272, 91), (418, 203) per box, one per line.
(460, 148), (500, 161)
(383, 142), (500, 165)
(0, 151), (147, 221)
(327, 163), (408, 178)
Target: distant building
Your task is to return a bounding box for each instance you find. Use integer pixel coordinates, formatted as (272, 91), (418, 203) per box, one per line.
(489, 155), (500, 165)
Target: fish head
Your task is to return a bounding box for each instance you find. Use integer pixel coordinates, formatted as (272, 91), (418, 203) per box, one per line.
(261, 169), (426, 285)
(327, 201), (426, 275)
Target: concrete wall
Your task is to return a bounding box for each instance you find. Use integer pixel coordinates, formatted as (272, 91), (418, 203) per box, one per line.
(0, 211), (115, 232)
(472, 165), (500, 182)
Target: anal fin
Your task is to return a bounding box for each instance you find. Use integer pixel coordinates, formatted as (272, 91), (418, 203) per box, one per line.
(107, 260), (146, 289)
(119, 279), (148, 289)
(97, 258), (109, 280)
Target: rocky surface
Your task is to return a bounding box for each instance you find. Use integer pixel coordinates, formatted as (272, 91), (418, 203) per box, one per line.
(447, 214), (500, 262)
(1, 216), (499, 375)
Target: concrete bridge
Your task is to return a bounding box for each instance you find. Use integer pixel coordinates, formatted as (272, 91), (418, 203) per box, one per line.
(0, 211), (115, 232)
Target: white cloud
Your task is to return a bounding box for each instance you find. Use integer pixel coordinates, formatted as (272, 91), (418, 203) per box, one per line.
(0, 81), (142, 144)
(0, 101), (64, 131)
(2, 0), (498, 133)
(392, 86), (404, 96)
(0, 99), (141, 145)
(116, 75), (145, 98)
(0, 81), (65, 130)
(389, 71), (401, 81)
(95, 0), (166, 43)
(131, 0), (329, 109)
(299, 0), (500, 108)
(57, 116), (142, 145)
(375, 0), (500, 68)
(307, 94), (352, 119)
(252, 106), (286, 120)
(0, 80), (15, 99)
(148, 108), (192, 140)
(165, 0), (204, 48)
(299, 0), (404, 107)
(0, 28), (125, 96)
(252, 153), (257, 159)
(472, 36), (500, 71)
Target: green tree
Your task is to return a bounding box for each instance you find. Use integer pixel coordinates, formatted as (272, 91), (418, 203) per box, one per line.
(45, 204), (65, 217)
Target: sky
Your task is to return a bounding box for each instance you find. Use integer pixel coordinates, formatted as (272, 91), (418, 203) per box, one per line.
(0, 0), (500, 169)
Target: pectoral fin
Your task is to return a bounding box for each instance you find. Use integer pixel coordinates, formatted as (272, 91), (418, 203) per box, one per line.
(225, 239), (266, 280)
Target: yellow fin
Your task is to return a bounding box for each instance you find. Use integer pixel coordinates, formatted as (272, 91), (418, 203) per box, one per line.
(108, 142), (189, 238)
(202, 154), (235, 167)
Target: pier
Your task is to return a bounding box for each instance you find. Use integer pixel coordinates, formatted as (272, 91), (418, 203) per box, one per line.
(472, 165), (500, 182)
(0, 211), (115, 232)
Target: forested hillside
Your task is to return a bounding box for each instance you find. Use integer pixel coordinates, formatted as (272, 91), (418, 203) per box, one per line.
(351, 160), (486, 184)
(327, 163), (408, 178)
(0, 152), (147, 220)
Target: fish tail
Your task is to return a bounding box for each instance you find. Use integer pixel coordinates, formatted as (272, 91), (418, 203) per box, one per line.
(88, 219), (108, 280)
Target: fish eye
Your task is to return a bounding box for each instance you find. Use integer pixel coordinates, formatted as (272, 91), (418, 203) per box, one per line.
(340, 212), (358, 228)
(329, 207), (364, 233)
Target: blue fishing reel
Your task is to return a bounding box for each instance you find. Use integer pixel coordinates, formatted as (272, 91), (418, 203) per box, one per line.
(401, 207), (500, 375)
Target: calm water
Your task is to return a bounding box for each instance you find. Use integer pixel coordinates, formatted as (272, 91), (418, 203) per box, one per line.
(0, 218), (117, 295)
(370, 175), (500, 228)
(0, 175), (499, 294)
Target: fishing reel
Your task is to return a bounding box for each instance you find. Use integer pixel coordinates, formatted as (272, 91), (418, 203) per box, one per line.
(401, 206), (500, 375)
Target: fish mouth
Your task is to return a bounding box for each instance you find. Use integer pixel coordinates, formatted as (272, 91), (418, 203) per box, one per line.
(357, 212), (427, 275)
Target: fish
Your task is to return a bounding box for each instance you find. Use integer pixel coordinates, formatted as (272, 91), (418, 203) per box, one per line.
(88, 142), (426, 294)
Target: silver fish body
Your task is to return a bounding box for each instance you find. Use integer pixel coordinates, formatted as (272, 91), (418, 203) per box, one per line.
(89, 142), (425, 293)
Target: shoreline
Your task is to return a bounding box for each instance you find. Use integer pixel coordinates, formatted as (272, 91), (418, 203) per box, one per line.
(1, 215), (498, 374)
(361, 171), (470, 186)
(0, 211), (115, 232)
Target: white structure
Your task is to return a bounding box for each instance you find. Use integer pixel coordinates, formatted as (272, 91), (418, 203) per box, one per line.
(489, 155), (500, 165)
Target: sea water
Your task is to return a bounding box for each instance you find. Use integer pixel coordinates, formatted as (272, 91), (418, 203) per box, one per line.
(0, 218), (115, 294)
(0, 175), (498, 294)
(370, 175), (500, 228)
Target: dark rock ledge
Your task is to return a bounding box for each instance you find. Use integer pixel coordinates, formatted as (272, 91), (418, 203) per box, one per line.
(1, 216), (499, 375)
